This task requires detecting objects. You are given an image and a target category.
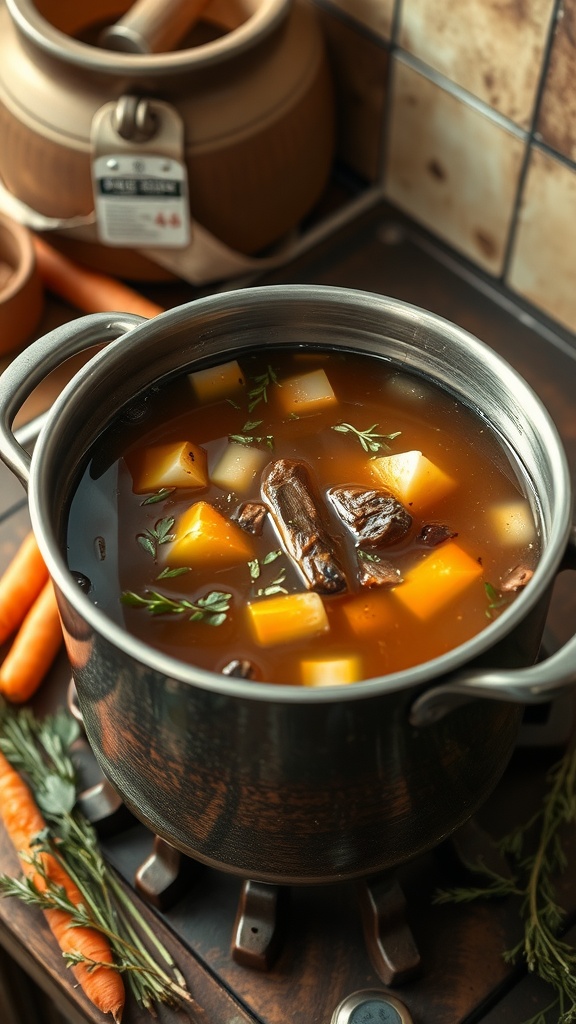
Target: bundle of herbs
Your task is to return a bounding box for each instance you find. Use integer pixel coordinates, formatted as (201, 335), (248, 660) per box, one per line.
(0, 698), (197, 1020)
(435, 738), (576, 1024)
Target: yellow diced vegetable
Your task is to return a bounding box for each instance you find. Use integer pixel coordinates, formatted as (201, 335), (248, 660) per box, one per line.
(301, 655), (362, 687)
(247, 592), (329, 647)
(129, 441), (208, 494)
(370, 450), (455, 509)
(393, 541), (483, 620)
(188, 359), (245, 403)
(488, 501), (536, 545)
(341, 592), (394, 638)
(211, 442), (269, 494)
(277, 368), (336, 417)
(169, 501), (253, 566)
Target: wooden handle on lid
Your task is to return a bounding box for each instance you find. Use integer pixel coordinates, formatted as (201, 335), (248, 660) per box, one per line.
(99, 0), (210, 54)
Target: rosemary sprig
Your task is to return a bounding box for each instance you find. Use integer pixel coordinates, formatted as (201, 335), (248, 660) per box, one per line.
(137, 516), (176, 559)
(0, 702), (197, 1016)
(331, 422), (401, 454)
(121, 588), (232, 626)
(434, 740), (576, 1024)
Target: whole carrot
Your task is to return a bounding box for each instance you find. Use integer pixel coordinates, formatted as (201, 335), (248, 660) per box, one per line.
(33, 235), (164, 319)
(0, 532), (49, 646)
(0, 579), (63, 703)
(0, 749), (125, 1021)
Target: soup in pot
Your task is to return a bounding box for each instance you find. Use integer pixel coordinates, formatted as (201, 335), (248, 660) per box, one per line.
(66, 346), (540, 685)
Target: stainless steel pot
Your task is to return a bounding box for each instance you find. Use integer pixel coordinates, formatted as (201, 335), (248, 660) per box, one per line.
(1, 285), (576, 885)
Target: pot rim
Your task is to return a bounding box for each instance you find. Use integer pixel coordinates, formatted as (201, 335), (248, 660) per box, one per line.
(6, 0), (290, 75)
(27, 284), (573, 705)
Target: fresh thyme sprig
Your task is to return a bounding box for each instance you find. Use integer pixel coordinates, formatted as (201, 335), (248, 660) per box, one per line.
(229, 419), (275, 449)
(121, 588), (232, 626)
(137, 516), (176, 559)
(331, 422), (401, 454)
(434, 740), (576, 1024)
(0, 702), (197, 1016)
(247, 365), (279, 413)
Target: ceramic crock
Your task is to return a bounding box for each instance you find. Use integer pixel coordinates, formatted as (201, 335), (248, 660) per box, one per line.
(1, 285), (575, 885)
(0, 0), (334, 277)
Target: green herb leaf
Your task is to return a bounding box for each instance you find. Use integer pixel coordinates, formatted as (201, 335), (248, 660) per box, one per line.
(121, 589), (232, 625)
(247, 365), (279, 414)
(248, 559), (261, 581)
(256, 568), (288, 597)
(331, 422), (401, 454)
(485, 581), (511, 619)
(140, 487), (176, 506)
(137, 517), (176, 559)
(155, 566), (192, 580)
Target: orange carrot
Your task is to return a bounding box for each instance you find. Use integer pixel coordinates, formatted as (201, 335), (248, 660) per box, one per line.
(0, 532), (49, 646)
(0, 580), (63, 703)
(0, 749), (125, 1021)
(33, 235), (164, 319)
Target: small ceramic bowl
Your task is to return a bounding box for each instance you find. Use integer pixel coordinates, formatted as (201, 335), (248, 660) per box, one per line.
(0, 213), (44, 355)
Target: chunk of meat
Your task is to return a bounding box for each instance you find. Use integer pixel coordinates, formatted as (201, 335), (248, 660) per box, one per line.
(500, 564), (534, 592)
(261, 459), (347, 594)
(417, 523), (457, 547)
(329, 485), (412, 547)
(231, 501), (268, 536)
(357, 555), (401, 589)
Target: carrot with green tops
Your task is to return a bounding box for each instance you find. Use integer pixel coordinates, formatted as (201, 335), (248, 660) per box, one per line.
(33, 235), (164, 319)
(0, 532), (49, 646)
(0, 748), (125, 1021)
(0, 579), (63, 703)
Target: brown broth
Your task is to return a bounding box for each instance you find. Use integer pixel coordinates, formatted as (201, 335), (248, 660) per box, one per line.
(66, 347), (540, 685)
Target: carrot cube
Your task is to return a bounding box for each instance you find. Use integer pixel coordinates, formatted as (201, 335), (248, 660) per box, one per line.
(129, 441), (208, 494)
(247, 592), (329, 647)
(169, 501), (254, 566)
(211, 442), (269, 494)
(188, 359), (245, 403)
(393, 541), (483, 620)
(370, 450), (455, 509)
(277, 369), (337, 417)
(301, 656), (362, 687)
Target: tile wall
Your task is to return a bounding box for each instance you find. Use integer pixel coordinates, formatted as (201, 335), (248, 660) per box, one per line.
(314, 0), (576, 337)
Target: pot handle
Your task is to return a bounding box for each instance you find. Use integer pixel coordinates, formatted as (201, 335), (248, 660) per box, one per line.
(409, 528), (576, 727)
(0, 312), (145, 488)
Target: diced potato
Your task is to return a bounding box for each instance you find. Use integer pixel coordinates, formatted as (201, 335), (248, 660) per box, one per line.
(341, 592), (395, 638)
(488, 501), (537, 545)
(247, 592), (329, 647)
(169, 501), (253, 566)
(370, 450), (455, 509)
(301, 655), (362, 687)
(277, 368), (337, 417)
(393, 541), (483, 620)
(129, 441), (207, 494)
(188, 359), (245, 403)
(211, 443), (269, 494)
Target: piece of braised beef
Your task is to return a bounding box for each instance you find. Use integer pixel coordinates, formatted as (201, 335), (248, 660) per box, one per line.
(417, 523), (457, 547)
(329, 485), (412, 547)
(500, 565), (534, 592)
(261, 459), (348, 594)
(231, 501), (268, 536)
(357, 555), (402, 589)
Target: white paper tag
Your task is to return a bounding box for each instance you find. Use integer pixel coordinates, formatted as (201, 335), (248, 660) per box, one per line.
(93, 154), (190, 248)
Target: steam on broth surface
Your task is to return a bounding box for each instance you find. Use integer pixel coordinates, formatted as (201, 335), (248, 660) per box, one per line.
(66, 347), (540, 686)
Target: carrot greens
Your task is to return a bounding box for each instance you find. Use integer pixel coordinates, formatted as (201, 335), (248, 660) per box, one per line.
(0, 700), (197, 1018)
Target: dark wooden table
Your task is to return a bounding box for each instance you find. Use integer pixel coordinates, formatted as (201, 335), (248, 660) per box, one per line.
(1, 203), (576, 1024)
